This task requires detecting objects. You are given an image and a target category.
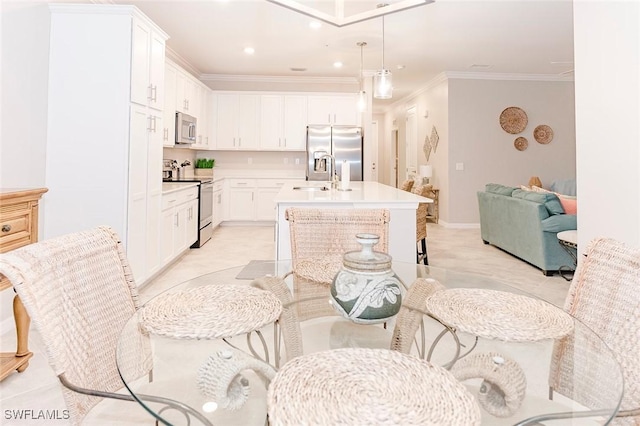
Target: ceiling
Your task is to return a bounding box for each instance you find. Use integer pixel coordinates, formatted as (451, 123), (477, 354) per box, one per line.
(111, 0), (575, 112)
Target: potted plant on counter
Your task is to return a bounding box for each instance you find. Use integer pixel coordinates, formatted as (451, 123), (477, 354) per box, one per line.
(195, 158), (215, 177)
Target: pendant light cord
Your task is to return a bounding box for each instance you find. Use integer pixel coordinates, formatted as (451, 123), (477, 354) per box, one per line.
(360, 43), (364, 90)
(382, 15), (385, 69)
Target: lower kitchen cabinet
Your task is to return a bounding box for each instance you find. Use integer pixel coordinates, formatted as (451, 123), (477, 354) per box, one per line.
(225, 178), (293, 222)
(213, 186), (224, 228)
(227, 179), (255, 221)
(161, 186), (199, 265)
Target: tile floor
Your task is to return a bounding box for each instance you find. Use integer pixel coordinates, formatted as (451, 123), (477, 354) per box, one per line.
(0, 224), (571, 425)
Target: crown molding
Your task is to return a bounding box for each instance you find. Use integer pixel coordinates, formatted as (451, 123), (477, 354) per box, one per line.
(376, 70), (574, 114)
(444, 71), (574, 82)
(166, 47), (202, 78)
(200, 74), (358, 85)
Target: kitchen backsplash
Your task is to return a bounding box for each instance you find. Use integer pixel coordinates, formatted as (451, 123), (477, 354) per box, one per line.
(162, 148), (306, 173)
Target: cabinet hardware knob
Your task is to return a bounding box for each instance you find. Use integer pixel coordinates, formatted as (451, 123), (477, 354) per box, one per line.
(2, 224), (11, 233)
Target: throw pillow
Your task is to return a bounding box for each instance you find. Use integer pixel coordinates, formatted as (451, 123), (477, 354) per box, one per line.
(531, 185), (577, 215)
(485, 183), (516, 196)
(557, 195), (577, 215)
(512, 189), (565, 215)
(530, 185), (552, 194)
(541, 214), (577, 233)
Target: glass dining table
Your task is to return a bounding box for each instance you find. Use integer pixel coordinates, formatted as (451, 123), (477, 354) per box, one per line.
(116, 260), (623, 426)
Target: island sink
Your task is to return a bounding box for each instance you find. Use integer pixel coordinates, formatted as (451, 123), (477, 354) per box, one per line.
(292, 186), (330, 192)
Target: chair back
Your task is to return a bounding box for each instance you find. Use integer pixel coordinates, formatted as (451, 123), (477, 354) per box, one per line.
(285, 208), (390, 322)
(285, 207), (390, 277)
(0, 226), (152, 424)
(549, 237), (640, 423)
(411, 184), (433, 242)
(400, 179), (414, 192)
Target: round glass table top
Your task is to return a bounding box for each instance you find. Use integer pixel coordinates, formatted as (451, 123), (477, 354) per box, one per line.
(116, 261), (623, 426)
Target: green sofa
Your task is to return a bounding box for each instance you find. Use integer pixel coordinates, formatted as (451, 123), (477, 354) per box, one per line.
(477, 184), (577, 276)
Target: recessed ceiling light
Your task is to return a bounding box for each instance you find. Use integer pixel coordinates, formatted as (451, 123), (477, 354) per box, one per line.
(333, 61), (343, 68)
(244, 47), (255, 55)
(309, 21), (322, 29)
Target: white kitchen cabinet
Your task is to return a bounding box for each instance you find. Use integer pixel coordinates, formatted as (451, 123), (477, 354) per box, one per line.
(176, 70), (194, 114)
(191, 86), (212, 150)
(255, 179), (289, 220)
(225, 178), (293, 222)
(45, 5), (167, 285)
(160, 186), (198, 264)
(131, 17), (165, 111)
(227, 178), (256, 221)
(259, 95), (283, 150)
(308, 94), (359, 126)
(283, 95), (308, 150)
(162, 62), (177, 147)
(216, 94), (260, 149)
(212, 180), (224, 227)
(260, 95), (307, 151)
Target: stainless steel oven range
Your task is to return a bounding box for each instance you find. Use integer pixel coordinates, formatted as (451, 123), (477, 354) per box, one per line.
(163, 174), (213, 248)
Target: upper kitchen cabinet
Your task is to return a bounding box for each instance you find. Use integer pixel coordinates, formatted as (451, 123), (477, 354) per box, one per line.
(216, 93), (260, 150)
(45, 4), (167, 285)
(130, 16), (166, 111)
(308, 95), (360, 126)
(176, 70), (195, 114)
(191, 87), (213, 150)
(260, 95), (307, 151)
(162, 62), (177, 147)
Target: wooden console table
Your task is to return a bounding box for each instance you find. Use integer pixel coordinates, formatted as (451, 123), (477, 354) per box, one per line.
(0, 187), (48, 381)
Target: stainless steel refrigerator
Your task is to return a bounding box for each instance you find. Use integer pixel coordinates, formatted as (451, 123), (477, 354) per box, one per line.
(306, 125), (363, 181)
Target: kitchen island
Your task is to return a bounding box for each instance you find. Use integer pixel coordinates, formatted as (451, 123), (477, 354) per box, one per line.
(274, 181), (432, 263)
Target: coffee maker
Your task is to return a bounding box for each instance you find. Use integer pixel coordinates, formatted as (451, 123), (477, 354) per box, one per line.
(163, 159), (177, 180)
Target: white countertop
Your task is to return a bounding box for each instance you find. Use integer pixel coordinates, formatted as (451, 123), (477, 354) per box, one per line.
(162, 182), (199, 194)
(274, 181), (433, 205)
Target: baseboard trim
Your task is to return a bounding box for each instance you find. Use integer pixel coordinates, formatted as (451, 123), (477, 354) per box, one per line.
(435, 220), (481, 229)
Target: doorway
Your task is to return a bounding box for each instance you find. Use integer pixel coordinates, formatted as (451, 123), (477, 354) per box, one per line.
(405, 107), (417, 179)
(392, 129), (399, 187)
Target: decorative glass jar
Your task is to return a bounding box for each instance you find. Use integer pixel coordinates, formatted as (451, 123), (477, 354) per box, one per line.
(330, 233), (404, 324)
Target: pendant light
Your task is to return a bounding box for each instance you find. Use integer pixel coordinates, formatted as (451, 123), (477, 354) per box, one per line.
(356, 42), (367, 112)
(374, 3), (393, 99)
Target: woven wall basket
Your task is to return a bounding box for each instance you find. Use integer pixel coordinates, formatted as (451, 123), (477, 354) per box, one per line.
(534, 124), (554, 144)
(499, 107), (528, 134)
(514, 137), (528, 151)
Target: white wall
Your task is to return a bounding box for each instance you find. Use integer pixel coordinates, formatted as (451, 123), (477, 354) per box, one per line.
(0, 3), (50, 188)
(574, 1), (640, 249)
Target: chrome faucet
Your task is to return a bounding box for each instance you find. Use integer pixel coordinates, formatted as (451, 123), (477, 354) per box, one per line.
(319, 154), (338, 188)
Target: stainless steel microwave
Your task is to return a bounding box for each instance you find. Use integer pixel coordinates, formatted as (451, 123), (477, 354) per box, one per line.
(176, 112), (197, 144)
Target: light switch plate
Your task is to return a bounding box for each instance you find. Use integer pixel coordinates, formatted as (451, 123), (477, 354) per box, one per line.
(456, 162), (464, 171)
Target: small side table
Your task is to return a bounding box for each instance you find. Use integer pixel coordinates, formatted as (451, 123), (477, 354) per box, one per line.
(426, 188), (439, 224)
(557, 230), (577, 281)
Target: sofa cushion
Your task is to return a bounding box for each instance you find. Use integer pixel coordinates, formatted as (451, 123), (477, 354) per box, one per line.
(485, 183), (516, 196)
(512, 189), (565, 215)
(541, 214), (577, 232)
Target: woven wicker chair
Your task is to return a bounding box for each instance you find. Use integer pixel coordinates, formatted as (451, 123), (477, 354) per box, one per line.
(400, 178), (415, 192)
(411, 183), (434, 265)
(0, 226), (209, 426)
(549, 237), (640, 425)
(285, 207), (390, 321)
